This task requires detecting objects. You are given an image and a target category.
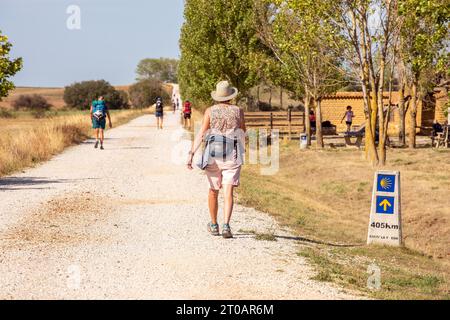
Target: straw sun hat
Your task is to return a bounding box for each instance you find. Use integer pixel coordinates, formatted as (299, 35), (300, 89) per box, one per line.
(211, 81), (239, 102)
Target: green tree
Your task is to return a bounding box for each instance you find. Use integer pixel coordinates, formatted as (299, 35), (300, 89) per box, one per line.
(329, 0), (401, 165)
(129, 79), (170, 108)
(136, 58), (179, 83)
(178, 0), (263, 107)
(63, 80), (128, 110)
(255, 0), (346, 147)
(397, 0), (449, 148)
(0, 31), (22, 100)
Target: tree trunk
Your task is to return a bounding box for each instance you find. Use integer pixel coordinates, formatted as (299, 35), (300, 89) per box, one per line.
(365, 89), (379, 165)
(268, 86), (272, 108)
(408, 81), (418, 148)
(361, 82), (379, 166)
(377, 59), (386, 166)
(398, 82), (406, 146)
(256, 85), (260, 110)
(304, 95), (311, 146)
(280, 87), (283, 109)
(316, 99), (324, 148)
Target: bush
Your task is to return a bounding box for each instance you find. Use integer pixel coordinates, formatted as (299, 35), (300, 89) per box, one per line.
(258, 102), (280, 111)
(129, 79), (170, 108)
(0, 108), (15, 118)
(12, 94), (52, 111)
(63, 80), (128, 110)
(117, 90), (130, 109)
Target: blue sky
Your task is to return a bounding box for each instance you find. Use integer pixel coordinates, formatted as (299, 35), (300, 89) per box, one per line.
(0, 0), (184, 87)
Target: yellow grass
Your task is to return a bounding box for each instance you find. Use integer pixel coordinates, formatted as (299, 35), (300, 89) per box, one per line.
(238, 144), (450, 299)
(0, 109), (146, 177)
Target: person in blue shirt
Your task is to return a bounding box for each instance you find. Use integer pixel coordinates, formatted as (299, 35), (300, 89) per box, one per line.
(90, 96), (112, 150)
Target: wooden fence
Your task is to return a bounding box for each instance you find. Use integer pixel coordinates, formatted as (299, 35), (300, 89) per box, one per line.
(245, 110), (305, 138)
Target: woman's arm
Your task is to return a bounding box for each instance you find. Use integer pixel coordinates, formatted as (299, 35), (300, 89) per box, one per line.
(187, 109), (211, 169)
(90, 105), (93, 120)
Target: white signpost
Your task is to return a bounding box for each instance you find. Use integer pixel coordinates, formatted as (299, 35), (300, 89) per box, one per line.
(367, 171), (402, 246)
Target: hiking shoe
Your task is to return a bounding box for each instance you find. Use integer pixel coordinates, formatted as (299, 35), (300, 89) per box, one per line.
(222, 224), (233, 239)
(94, 141), (99, 149)
(207, 222), (220, 236)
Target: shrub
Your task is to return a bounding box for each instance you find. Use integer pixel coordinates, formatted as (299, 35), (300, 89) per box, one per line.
(0, 108), (15, 118)
(129, 79), (170, 108)
(63, 80), (128, 110)
(12, 94), (52, 111)
(118, 90), (130, 109)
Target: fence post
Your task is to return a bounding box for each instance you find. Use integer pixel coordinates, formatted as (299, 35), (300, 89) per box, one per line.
(270, 112), (273, 133)
(287, 107), (292, 140)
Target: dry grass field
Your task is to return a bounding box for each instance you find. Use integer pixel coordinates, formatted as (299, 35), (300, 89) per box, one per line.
(0, 108), (146, 177)
(0, 87), (66, 110)
(238, 143), (450, 299)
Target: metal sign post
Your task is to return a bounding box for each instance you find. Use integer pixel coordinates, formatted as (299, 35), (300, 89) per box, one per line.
(367, 171), (402, 246)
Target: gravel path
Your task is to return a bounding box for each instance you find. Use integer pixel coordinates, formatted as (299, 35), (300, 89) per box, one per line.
(0, 112), (360, 299)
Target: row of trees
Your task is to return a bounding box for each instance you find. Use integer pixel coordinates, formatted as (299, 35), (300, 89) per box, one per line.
(178, 0), (449, 165)
(64, 79), (169, 109)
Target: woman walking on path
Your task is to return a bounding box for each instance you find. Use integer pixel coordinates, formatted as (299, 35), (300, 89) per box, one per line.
(187, 81), (246, 239)
(90, 96), (112, 150)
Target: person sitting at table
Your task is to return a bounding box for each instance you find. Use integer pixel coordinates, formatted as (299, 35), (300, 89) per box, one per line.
(432, 120), (443, 137)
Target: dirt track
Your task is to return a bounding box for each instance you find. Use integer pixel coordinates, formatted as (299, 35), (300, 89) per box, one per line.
(0, 112), (360, 299)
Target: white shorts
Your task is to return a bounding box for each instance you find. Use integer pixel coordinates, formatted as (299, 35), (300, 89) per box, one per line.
(205, 159), (241, 190)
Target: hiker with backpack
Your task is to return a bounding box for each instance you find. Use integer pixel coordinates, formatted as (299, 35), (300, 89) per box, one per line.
(186, 81), (246, 239)
(183, 100), (192, 129)
(90, 96), (112, 150)
(155, 97), (164, 130)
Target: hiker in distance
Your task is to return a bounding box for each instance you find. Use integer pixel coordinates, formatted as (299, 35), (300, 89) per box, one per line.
(90, 96), (112, 150)
(155, 97), (164, 129)
(183, 100), (192, 129)
(341, 105), (355, 132)
(187, 81), (246, 239)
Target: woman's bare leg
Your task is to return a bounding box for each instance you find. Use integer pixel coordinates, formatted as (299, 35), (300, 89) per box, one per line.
(223, 184), (234, 224)
(208, 189), (219, 224)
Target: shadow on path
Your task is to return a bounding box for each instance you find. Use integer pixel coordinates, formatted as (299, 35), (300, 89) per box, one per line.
(0, 177), (97, 191)
(233, 233), (364, 248)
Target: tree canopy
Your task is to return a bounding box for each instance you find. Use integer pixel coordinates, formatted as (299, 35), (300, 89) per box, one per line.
(136, 58), (178, 83)
(178, 0), (264, 106)
(63, 80), (129, 110)
(0, 30), (22, 100)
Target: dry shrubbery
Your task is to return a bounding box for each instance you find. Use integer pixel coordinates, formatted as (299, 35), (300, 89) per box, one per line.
(0, 108), (15, 118)
(129, 79), (170, 108)
(12, 94), (53, 118)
